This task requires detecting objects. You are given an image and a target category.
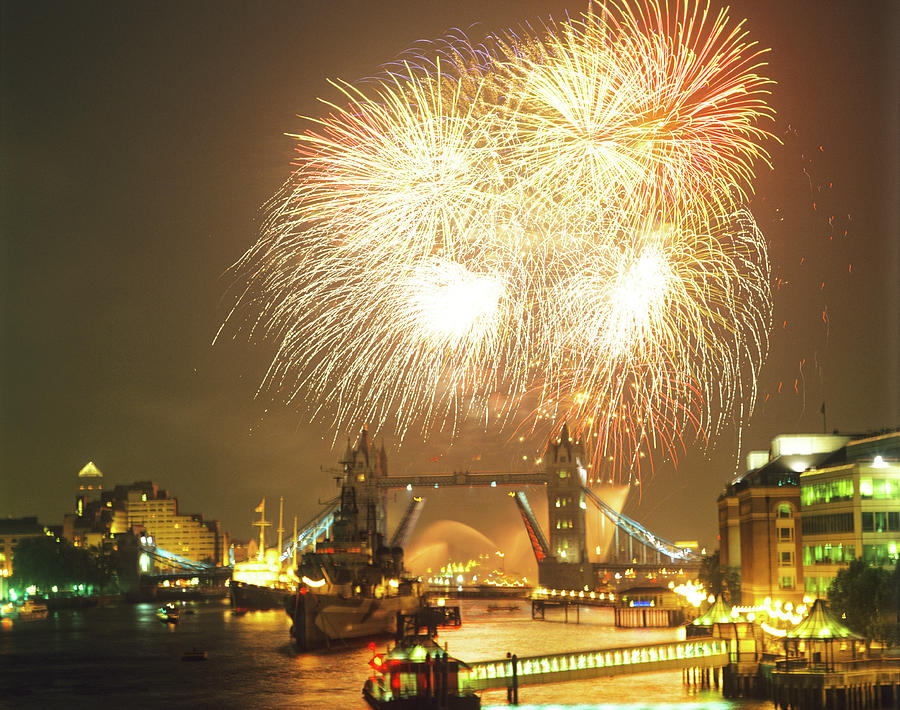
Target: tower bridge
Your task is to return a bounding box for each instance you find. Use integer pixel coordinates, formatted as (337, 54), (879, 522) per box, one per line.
(286, 426), (702, 590)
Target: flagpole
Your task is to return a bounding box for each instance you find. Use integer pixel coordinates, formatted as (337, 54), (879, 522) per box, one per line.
(253, 498), (271, 561)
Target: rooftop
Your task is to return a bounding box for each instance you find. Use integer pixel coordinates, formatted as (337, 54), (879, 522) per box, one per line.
(77, 461), (103, 478)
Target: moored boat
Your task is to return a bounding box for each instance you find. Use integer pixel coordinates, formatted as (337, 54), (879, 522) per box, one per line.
(15, 599), (49, 619)
(230, 579), (291, 610)
(285, 430), (423, 651)
(230, 497), (298, 610)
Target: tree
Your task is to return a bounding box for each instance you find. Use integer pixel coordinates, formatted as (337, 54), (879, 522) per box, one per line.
(827, 558), (897, 647)
(12, 536), (108, 593)
(698, 550), (741, 604)
(11, 536), (70, 590)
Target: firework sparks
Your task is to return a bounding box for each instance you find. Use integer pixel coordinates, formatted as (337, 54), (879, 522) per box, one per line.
(224, 0), (775, 479)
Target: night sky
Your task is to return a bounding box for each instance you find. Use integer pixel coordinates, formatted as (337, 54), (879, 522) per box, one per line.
(2, 1), (897, 576)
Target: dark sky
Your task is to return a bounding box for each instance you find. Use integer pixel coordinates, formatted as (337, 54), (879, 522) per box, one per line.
(2, 1), (897, 576)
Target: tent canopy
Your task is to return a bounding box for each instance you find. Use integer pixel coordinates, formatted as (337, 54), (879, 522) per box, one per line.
(692, 594), (746, 625)
(785, 599), (864, 640)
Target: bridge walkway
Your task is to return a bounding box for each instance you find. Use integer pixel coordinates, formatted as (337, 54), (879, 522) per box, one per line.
(459, 637), (731, 692)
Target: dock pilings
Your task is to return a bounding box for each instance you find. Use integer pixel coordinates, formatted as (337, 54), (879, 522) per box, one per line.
(718, 659), (900, 709)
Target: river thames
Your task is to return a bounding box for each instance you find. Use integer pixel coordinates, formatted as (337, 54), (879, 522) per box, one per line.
(1, 599), (773, 709)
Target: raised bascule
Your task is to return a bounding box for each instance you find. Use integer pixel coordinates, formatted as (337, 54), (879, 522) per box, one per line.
(286, 427), (701, 591)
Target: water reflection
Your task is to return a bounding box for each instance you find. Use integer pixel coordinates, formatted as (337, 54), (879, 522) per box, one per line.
(0, 599), (772, 710)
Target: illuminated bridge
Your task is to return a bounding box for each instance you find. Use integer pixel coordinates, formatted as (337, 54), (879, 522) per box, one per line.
(139, 541), (231, 581)
(460, 638), (731, 692)
(282, 426), (702, 589)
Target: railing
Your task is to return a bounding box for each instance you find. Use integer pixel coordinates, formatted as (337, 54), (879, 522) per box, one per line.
(582, 486), (703, 563)
(460, 638), (731, 691)
(774, 658), (900, 673)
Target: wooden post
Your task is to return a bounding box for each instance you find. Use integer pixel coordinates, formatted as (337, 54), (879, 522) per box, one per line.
(512, 653), (518, 705)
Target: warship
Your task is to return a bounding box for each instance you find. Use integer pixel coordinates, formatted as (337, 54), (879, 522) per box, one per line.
(285, 430), (423, 651)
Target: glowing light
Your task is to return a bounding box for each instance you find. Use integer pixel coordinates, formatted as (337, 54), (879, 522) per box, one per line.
(672, 580), (706, 607)
(225, 0), (774, 479)
(761, 622), (786, 637)
(302, 576), (327, 588)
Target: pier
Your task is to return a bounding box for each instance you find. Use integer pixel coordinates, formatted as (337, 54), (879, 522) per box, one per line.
(371, 621), (900, 709)
(765, 660), (900, 710)
(459, 638), (731, 692)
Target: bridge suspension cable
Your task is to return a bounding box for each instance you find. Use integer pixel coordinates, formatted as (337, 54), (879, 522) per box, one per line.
(581, 486), (700, 562)
(139, 543), (216, 572)
(281, 496), (339, 562)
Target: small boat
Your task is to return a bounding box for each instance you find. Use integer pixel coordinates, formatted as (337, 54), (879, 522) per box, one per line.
(230, 579), (292, 610)
(362, 636), (479, 709)
(16, 600), (49, 619)
(157, 603), (180, 624)
(182, 648), (208, 662)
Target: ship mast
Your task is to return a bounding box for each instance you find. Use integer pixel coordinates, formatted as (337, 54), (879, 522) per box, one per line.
(292, 515), (298, 567)
(253, 498), (271, 561)
(277, 496), (284, 558)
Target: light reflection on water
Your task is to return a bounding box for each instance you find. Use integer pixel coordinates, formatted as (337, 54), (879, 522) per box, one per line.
(0, 599), (771, 710)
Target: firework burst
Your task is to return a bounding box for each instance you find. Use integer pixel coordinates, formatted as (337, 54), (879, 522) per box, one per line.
(224, 0), (775, 479)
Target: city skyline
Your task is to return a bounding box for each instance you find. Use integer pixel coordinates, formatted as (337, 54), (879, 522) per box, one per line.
(2, 0), (897, 556)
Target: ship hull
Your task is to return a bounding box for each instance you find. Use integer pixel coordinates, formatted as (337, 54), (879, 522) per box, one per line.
(230, 580), (291, 610)
(287, 592), (421, 651)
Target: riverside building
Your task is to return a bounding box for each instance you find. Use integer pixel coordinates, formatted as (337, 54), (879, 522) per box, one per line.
(718, 429), (899, 605)
(800, 431), (900, 597)
(63, 464), (229, 568)
(124, 482), (229, 567)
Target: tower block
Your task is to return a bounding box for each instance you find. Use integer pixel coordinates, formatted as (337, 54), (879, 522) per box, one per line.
(538, 424), (594, 590)
(76, 461), (104, 516)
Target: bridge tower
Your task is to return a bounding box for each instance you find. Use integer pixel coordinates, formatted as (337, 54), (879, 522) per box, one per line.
(539, 423), (593, 590)
(335, 427), (389, 552)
